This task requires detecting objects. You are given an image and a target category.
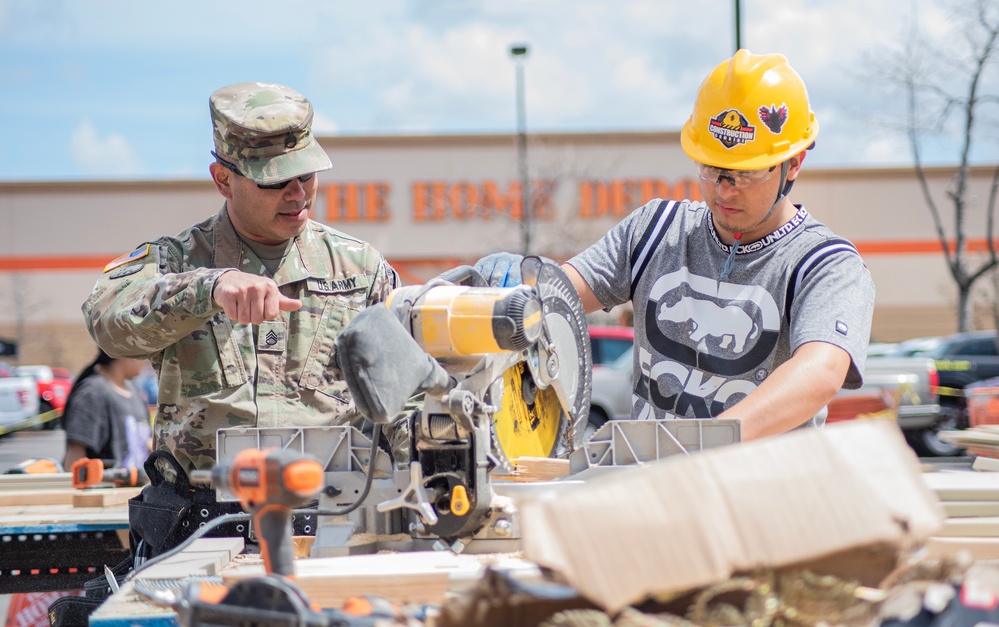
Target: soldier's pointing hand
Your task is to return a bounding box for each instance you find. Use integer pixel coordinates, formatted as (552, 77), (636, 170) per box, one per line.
(212, 270), (303, 325)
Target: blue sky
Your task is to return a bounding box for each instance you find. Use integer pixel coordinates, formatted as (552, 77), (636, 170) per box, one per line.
(1, 0), (996, 182)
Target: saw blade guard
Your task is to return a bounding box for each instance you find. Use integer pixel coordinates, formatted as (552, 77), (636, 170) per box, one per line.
(519, 256), (593, 456)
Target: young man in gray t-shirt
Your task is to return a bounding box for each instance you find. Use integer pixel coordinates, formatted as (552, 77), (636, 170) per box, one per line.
(476, 49), (875, 442)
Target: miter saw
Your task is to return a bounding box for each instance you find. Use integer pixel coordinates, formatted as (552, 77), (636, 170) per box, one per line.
(329, 255), (592, 550)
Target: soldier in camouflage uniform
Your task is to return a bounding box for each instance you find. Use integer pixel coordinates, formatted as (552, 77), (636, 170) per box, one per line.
(82, 82), (403, 557)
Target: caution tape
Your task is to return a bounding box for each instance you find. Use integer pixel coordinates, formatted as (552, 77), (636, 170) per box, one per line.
(935, 386), (967, 398)
(0, 409), (61, 436)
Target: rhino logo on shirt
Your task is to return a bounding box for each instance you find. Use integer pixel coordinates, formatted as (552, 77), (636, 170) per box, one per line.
(658, 296), (759, 354)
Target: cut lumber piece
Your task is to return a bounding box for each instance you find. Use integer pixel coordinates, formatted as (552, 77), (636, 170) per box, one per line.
(0, 473), (72, 490)
(293, 536), (314, 558)
(0, 488), (79, 507)
(925, 537), (999, 560)
(942, 500), (999, 518)
(940, 428), (999, 444)
(0, 506), (128, 527)
(492, 457), (572, 483)
(922, 471), (999, 501)
(222, 551), (540, 608)
(938, 517), (999, 537)
(91, 538), (246, 624)
(73, 487), (142, 508)
(973, 456), (999, 472)
(138, 537), (245, 579)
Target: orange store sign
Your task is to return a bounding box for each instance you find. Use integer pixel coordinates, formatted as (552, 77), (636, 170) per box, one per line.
(320, 177), (701, 223)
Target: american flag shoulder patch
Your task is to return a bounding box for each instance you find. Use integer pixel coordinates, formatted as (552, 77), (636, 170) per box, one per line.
(104, 244), (151, 273)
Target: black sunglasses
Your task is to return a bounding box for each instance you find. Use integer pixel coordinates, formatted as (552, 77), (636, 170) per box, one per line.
(212, 151), (315, 190)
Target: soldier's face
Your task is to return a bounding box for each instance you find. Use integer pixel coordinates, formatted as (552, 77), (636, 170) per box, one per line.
(226, 170), (319, 245)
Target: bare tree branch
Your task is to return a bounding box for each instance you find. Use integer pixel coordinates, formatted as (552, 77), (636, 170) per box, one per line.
(862, 0), (999, 331)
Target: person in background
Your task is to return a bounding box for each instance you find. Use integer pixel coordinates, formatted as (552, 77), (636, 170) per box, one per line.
(475, 49), (875, 441)
(133, 362), (159, 407)
(62, 349), (151, 470)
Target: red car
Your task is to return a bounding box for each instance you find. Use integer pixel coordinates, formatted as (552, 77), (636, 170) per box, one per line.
(589, 325), (635, 367)
(587, 326), (636, 440)
(15, 365), (73, 413)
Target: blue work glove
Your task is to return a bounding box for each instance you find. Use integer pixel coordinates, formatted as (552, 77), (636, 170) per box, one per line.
(473, 252), (524, 287)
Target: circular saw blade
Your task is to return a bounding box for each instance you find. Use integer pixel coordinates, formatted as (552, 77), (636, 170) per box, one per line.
(523, 257), (593, 451)
(491, 362), (563, 462)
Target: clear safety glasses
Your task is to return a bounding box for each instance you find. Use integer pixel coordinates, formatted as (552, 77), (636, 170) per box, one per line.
(696, 162), (777, 189)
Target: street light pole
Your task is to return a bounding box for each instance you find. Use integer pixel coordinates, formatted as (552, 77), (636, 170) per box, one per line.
(509, 44), (531, 256)
(734, 0), (743, 52)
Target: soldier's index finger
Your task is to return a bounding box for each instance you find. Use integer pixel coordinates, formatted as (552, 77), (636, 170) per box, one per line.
(279, 296), (303, 312)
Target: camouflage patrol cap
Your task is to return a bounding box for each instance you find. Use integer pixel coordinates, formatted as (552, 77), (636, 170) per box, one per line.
(210, 82), (332, 184)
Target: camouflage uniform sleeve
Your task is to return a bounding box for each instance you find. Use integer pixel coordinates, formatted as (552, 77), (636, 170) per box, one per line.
(368, 256), (401, 305)
(82, 242), (231, 359)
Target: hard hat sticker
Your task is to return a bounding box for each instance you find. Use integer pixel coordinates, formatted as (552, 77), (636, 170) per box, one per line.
(708, 109), (755, 148)
(758, 103), (789, 134)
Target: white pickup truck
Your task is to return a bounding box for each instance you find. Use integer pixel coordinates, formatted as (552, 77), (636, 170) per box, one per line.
(831, 352), (949, 456)
(0, 362), (41, 430)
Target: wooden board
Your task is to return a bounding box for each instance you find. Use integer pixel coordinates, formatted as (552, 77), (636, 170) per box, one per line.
(0, 488), (78, 507)
(0, 501), (129, 527)
(922, 471), (999, 501)
(73, 487), (141, 508)
(493, 457), (571, 483)
(91, 538), (246, 625)
(942, 500), (999, 518)
(91, 542), (540, 624)
(222, 551), (541, 608)
(137, 537), (245, 579)
(938, 517), (999, 537)
(926, 536), (999, 560)
(0, 473), (72, 490)
(974, 456), (999, 472)
(0, 486), (139, 508)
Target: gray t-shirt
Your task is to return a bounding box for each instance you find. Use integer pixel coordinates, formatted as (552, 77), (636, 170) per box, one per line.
(568, 199), (875, 427)
(63, 375), (152, 468)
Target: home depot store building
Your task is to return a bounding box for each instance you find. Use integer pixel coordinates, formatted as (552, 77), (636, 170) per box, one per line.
(0, 130), (995, 371)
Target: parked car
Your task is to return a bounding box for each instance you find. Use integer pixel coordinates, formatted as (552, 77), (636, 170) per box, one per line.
(0, 362), (41, 430)
(589, 325), (634, 367)
(587, 326), (635, 440)
(588, 345), (634, 439)
(891, 336), (943, 357)
(15, 365), (73, 413)
(829, 349), (948, 456)
(910, 330), (999, 447)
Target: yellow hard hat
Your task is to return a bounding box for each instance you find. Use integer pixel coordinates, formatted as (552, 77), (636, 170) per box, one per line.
(681, 49), (819, 170)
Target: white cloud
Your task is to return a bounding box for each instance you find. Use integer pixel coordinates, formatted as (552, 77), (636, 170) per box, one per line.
(311, 111), (339, 135)
(69, 120), (144, 177)
(5, 0), (998, 179)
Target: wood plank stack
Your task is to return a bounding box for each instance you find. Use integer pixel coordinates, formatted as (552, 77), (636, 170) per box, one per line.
(0, 469), (143, 505)
(939, 426), (999, 458)
(922, 464), (999, 560)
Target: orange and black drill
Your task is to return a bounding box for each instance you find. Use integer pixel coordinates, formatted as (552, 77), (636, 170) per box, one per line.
(71, 458), (147, 488)
(190, 448), (324, 577)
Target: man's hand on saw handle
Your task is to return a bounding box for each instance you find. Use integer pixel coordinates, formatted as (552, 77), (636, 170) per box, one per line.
(474, 252), (524, 287)
(213, 270), (302, 324)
